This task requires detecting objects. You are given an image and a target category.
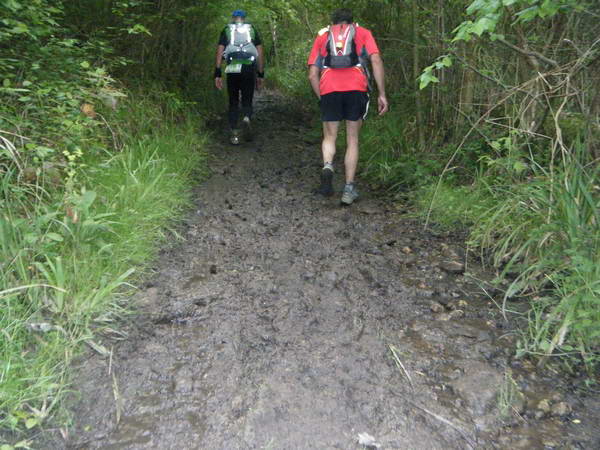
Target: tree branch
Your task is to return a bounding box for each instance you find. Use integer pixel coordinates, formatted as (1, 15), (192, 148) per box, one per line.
(451, 52), (509, 89)
(571, 37), (600, 76)
(496, 38), (560, 68)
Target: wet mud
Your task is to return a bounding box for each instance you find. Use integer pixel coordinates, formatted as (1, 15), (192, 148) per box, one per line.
(41, 94), (599, 449)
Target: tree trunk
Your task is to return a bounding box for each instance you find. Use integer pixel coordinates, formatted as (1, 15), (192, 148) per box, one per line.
(411, 0), (425, 150)
(270, 18), (278, 67)
(459, 42), (475, 119)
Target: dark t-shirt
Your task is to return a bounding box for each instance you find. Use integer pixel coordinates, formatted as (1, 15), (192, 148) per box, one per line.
(218, 24), (262, 47)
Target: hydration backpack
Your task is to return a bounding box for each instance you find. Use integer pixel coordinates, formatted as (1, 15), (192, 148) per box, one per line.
(323, 23), (361, 69)
(223, 23), (259, 64)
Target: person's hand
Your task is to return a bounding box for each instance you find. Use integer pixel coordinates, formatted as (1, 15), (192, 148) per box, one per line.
(256, 77), (264, 90)
(215, 77), (223, 90)
(378, 95), (389, 115)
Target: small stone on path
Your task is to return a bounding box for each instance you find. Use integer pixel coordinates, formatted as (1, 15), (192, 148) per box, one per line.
(430, 302), (445, 313)
(358, 204), (379, 215)
(552, 401), (572, 417)
(537, 399), (551, 414)
(440, 261), (465, 274)
(357, 432), (381, 448)
(449, 309), (465, 319)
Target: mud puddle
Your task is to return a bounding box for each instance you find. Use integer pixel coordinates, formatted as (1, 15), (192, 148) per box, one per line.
(39, 93), (599, 449)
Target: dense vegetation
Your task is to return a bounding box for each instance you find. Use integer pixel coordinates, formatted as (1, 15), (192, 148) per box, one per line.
(1, 0), (598, 441)
(0, 0), (210, 438)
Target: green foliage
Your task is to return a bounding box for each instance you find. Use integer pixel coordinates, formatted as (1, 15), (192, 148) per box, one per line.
(1, 89), (207, 432)
(421, 141), (600, 366)
(420, 55), (452, 89)
(412, 181), (496, 228)
(453, 0), (584, 42)
(359, 109), (445, 190)
(268, 37), (314, 99)
(408, 0), (600, 371)
(0, 0), (214, 436)
(0, 0), (62, 44)
(0, 0), (127, 199)
(419, 0), (591, 88)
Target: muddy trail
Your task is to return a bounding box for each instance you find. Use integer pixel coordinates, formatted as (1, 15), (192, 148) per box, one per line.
(43, 94), (598, 449)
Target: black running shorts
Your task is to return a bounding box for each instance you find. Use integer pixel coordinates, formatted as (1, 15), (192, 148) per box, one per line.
(319, 91), (370, 122)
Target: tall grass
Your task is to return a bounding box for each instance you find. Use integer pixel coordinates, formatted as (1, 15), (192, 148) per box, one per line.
(407, 140), (600, 370)
(467, 145), (600, 368)
(0, 92), (207, 433)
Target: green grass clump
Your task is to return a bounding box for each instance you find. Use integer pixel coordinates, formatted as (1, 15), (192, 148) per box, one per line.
(412, 181), (495, 228)
(410, 142), (599, 370)
(469, 148), (600, 368)
(0, 93), (207, 433)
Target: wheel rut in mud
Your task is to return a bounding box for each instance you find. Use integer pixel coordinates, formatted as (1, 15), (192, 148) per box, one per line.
(51, 94), (599, 450)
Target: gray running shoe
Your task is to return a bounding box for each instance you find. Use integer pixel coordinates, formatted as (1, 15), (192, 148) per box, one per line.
(230, 129), (240, 145)
(318, 166), (334, 197)
(242, 116), (253, 141)
(341, 183), (359, 205)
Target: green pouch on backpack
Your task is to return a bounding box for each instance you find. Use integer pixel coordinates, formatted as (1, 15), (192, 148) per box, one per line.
(225, 64), (242, 74)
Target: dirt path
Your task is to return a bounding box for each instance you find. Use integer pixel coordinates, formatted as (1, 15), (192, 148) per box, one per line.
(47, 94), (598, 449)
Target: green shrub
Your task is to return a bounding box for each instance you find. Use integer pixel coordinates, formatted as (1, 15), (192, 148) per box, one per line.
(470, 147), (599, 366)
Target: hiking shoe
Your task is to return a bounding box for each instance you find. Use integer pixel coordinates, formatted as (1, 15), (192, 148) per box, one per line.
(341, 183), (359, 205)
(242, 116), (253, 142)
(318, 166), (334, 197)
(230, 129), (240, 145)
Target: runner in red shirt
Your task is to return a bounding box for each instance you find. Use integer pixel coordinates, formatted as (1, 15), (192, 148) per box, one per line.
(308, 8), (388, 205)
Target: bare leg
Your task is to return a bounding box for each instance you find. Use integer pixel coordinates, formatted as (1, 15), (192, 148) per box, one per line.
(344, 119), (363, 183)
(322, 121), (340, 164)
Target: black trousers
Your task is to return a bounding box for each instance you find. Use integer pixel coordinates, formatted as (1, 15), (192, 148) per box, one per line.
(227, 65), (256, 129)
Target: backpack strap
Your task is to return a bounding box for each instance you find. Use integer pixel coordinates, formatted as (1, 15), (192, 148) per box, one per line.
(243, 24), (252, 45)
(344, 25), (356, 56)
(326, 26), (335, 57)
(228, 24), (235, 47)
